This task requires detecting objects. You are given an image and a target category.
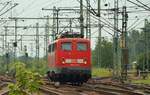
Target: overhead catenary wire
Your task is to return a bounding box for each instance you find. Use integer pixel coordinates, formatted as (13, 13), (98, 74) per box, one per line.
(136, 0), (150, 10)
(124, 0), (150, 31)
(102, 28), (113, 36)
(0, 20), (7, 26)
(76, 0), (121, 34)
(0, 3), (18, 17)
(90, 12), (121, 33)
(17, 0), (36, 16)
(19, 0), (63, 17)
(75, 3), (117, 35)
(128, 14), (150, 31)
(127, 18), (140, 30)
(146, 1), (150, 5)
(0, 1), (10, 13)
(127, 0), (150, 11)
(91, 26), (113, 37)
(81, 0), (113, 25)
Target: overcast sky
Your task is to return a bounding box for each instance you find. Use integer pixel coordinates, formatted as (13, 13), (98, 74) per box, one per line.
(0, 0), (149, 57)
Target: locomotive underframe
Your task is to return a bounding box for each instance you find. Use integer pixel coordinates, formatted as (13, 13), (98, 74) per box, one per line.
(47, 67), (91, 84)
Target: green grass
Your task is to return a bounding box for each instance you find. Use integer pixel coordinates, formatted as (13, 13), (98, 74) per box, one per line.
(131, 74), (150, 84)
(92, 68), (112, 77)
(132, 79), (150, 84)
(92, 68), (150, 84)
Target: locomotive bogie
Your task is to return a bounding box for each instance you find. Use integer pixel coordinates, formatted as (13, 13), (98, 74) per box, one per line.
(47, 68), (91, 84)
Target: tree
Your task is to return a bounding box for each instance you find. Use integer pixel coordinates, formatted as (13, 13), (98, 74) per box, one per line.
(128, 30), (141, 62)
(92, 38), (113, 68)
(128, 19), (150, 70)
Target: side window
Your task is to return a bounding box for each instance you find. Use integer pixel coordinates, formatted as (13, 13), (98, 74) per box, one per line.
(54, 43), (56, 51)
(77, 42), (87, 51)
(61, 42), (72, 51)
(48, 45), (51, 52)
(48, 43), (56, 53)
(52, 43), (55, 52)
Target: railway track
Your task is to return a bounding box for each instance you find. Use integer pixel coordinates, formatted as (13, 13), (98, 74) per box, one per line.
(40, 85), (82, 95)
(1, 76), (150, 95)
(40, 80), (145, 95)
(39, 77), (150, 95)
(0, 76), (14, 95)
(0, 83), (9, 95)
(0, 90), (9, 95)
(87, 77), (150, 94)
(83, 83), (144, 95)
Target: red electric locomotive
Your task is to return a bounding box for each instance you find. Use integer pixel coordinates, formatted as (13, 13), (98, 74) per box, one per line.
(47, 32), (91, 84)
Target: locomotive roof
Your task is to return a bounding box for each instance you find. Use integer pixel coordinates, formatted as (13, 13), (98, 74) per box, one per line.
(49, 38), (90, 44)
(58, 38), (90, 41)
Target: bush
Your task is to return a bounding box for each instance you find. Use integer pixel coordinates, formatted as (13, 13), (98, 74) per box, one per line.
(8, 62), (42, 95)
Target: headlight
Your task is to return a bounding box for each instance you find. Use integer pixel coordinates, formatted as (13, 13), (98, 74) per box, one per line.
(83, 58), (87, 64)
(62, 57), (65, 64)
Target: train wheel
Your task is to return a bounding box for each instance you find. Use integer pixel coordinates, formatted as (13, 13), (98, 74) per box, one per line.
(46, 71), (52, 81)
(71, 82), (75, 86)
(54, 82), (60, 88)
(51, 71), (56, 81)
(78, 82), (83, 86)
